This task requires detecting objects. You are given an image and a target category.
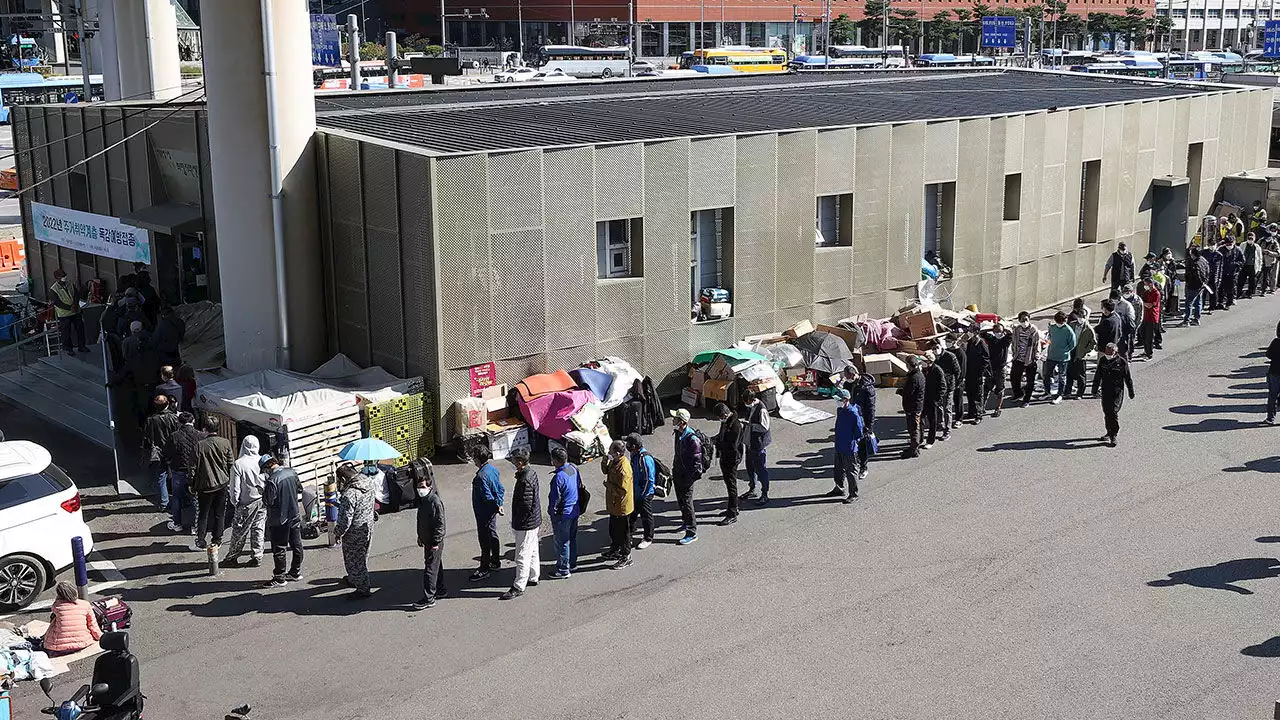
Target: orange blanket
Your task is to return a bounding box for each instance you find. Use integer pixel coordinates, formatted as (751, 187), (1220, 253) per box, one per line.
(516, 369), (576, 403)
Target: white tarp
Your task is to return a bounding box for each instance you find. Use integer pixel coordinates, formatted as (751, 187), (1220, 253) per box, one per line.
(777, 391), (834, 426)
(196, 354), (419, 429)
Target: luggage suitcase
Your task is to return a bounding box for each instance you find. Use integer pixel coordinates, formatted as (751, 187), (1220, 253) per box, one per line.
(91, 596), (132, 632)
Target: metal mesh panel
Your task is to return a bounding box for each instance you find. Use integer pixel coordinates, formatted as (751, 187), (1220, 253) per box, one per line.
(642, 139), (690, 333)
(438, 368), (473, 441)
(813, 298), (850, 325)
(1115, 104), (1140, 243)
(1036, 254), (1060, 308)
(28, 108), (51, 203)
(734, 134), (777, 314)
(1073, 244), (1097, 298)
(487, 150), (543, 233)
(689, 136), (736, 210)
(774, 306), (811, 332)
(327, 137), (371, 366)
(496, 355), (548, 386)
(123, 112), (152, 210)
(688, 319), (736, 359)
(63, 110), (85, 172)
(644, 327), (690, 395)
(436, 154), (493, 369)
(594, 143), (643, 220)
(733, 312), (777, 339)
(491, 228), (547, 360)
(398, 152), (438, 383)
(813, 247), (852, 303)
(597, 278), (643, 341)
(13, 109), (41, 290)
(596, 336), (644, 370)
(852, 291), (888, 319)
(886, 122), (925, 289)
(776, 131), (816, 310)
(1014, 261), (1037, 310)
(44, 110), (70, 206)
(925, 121), (958, 184)
(102, 109), (130, 215)
(362, 143), (405, 375)
(543, 147), (598, 348)
(365, 393), (435, 464)
(853, 125), (889, 295)
(547, 345), (597, 373)
(815, 128), (855, 195)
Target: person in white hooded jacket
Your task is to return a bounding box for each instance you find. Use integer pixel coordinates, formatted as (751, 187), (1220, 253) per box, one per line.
(224, 436), (267, 566)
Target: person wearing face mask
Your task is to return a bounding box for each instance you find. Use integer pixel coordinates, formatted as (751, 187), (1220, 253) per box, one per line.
(469, 447), (505, 581)
(982, 322), (1013, 417)
(1066, 311), (1095, 399)
(601, 440), (635, 569)
(501, 447), (540, 601)
(963, 330), (991, 424)
(1042, 311), (1076, 405)
(412, 469), (447, 610)
(1094, 299), (1122, 365)
(922, 351), (949, 448)
(830, 389), (864, 503)
(1115, 286), (1138, 360)
(1010, 311), (1043, 408)
(1091, 342), (1135, 447)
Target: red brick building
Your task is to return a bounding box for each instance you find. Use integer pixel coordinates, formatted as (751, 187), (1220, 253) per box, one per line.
(382, 0), (1153, 56)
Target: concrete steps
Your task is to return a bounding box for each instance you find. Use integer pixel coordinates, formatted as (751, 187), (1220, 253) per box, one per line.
(0, 347), (113, 448)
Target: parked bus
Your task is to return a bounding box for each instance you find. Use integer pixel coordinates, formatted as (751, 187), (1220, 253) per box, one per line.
(0, 73), (104, 123)
(916, 53), (996, 68)
(827, 44), (908, 68)
(679, 47), (787, 73)
(537, 45), (630, 78)
(1069, 61), (1163, 78)
(788, 54), (873, 71)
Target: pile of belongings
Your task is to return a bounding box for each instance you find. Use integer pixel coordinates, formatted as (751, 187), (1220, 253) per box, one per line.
(687, 349), (784, 412)
(0, 625), (54, 683)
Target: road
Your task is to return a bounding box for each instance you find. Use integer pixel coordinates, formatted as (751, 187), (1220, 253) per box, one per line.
(9, 292), (1280, 719)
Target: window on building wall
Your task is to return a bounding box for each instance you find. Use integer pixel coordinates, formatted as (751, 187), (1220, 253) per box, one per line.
(1172, 9), (1186, 18)
(1079, 160), (1101, 244)
(596, 218), (643, 279)
(1190, 9), (1204, 18)
(815, 194), (853, 247)
(1207, 9), (1221, 18)
(1244, 9), (1256, 17)
(1155, 7), (1168, 15)
(1003, 174), (1022, 221)
(1225, 9), (1239, 18)
(924, 182), (956, 268)
(690, 208), (734, 313)
(747, 22), (766, 45)
(1187, 143), (1203, 214)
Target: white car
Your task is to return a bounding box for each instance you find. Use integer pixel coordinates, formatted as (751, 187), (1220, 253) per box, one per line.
(493, 67), (538, 83)
(631, 60), (659, 74)
(0, 441), (94, 610)
(529, 69), (574, 83)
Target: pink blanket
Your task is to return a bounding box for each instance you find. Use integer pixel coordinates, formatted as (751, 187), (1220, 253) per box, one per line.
(518, 389), (596, 440)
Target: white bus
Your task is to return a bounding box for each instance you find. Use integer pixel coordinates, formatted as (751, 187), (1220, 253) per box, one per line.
(537, 45), (630, 78)
(827, 44), (908, 68)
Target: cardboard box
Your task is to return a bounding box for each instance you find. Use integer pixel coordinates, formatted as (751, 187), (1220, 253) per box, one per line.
(479, 383), (508, 401)
(904, 310), (938, 339)
(816, 323), (861, 351)
(681, 388), (701, 407)
(700, 301), (732, 318)
(889, 353), (913, 375)
(706, 354), (733, 380)
(488, 425), (531, 461)
(454, 397), (487, 436)
(744, 332), (787, 345)
(690, 369), (706, 392)
(784, 319), (815, 339)
(703, 379), (732, 402)
(862, 353), (896, 376)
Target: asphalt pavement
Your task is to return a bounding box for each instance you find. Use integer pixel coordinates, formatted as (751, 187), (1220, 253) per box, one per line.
(10, 291), (1280, 719)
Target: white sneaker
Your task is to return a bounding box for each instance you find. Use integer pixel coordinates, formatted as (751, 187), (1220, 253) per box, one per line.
(165, 521), (181, 533)
(921, 442), (933, 450)
(636, 540), (652, 550)
(1051, 396), (1063, 405)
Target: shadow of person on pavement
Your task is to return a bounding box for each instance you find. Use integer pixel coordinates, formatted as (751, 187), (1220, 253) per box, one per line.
(1223, 457), (1280, 473)
(1147, 557), (1280, 594)
(1210, 365), (1266, 380)
(1163, 418), (1264, 433)
(976, 438), (1103, 452)
(1256, 536), (1280, 543)
(1169, 403), (1268, 415)
(1241, 636), (1280, 657)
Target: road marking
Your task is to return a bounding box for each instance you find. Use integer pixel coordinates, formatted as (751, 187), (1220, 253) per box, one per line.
(21, 580), (124, 613)
(86, 558), (125, 582)
(0, 552), (128, 620)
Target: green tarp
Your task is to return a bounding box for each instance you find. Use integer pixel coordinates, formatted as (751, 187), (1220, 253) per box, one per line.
(691, 348), (767, 365)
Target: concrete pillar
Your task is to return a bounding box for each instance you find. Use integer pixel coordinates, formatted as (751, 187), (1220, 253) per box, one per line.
(39, 0), (66, 65)
(97, 0), (181, 100)
(202, 0), (324, 373)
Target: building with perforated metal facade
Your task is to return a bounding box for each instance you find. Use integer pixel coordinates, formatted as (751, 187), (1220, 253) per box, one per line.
(309, 68), (1272, 438)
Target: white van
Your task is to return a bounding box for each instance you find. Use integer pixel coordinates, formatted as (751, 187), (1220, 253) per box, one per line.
(0, 441), (94, 610)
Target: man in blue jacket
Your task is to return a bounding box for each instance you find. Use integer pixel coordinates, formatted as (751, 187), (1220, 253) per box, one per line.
(829, 389), (864, 504)
(625, 433), (656, 548)
(670, 409), (704, 546)
(469, 447), (505, 581)
(546, 447), (580, 579)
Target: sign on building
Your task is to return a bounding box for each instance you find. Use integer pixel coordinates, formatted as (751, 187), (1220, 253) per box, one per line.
(310, 14), (342, 68)
(31, 203), (152, 264)
(980, 16), (1017, 49)
(1265, 20), (1280, 58)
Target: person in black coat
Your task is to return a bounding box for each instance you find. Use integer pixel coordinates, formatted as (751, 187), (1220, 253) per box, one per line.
(502, 448), (541, 600)
(946, 342), (967, 429)
(844, 369), (878, 480)
(1094, 299), (1123, 362)
(1091, 342), (1135, 448)
(982, 323), (1013, 417)
(963, 332), (991, 423)
(1180, 246), (1210, 326)
(923, 354), (949, 447)
(714, 403), (746, 524)
(933, 345), (959, 429)
(1219, 240), (1243, 309)
(897, 356), (926, 459)
(412, 472), (447, 610)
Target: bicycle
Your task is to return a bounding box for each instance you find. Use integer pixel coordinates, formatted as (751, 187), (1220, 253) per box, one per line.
(917, 271), (955, 310)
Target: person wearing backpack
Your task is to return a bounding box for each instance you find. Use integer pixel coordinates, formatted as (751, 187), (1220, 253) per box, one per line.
(669, 409), (704, 546)
(713, 402), (746, 525)
(546, 447), (580, 579)
(740, 390), (772, 506)
(624, 433), (657, 549)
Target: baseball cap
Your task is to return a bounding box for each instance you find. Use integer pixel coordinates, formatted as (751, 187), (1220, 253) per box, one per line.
(670, 408), (691, 423)
(834, 389), (851, 401)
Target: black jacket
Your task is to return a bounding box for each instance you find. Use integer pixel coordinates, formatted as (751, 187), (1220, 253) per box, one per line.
(264, 467), (302, 528)
(143, 409), (178, 463)
(510, 466), (541, 531)
(845, 374), (877, 428)
(1185, 256), (1210, 289)
(934, 349), (960, 383)
(1094, 313), (1122, 351)
(924, 364), (947, 406)
(1092, 354), (1135, 398)
(416, 488), (446, 547)
(946, 347), (966, 385)
(964, 338), (991, 380)
(191, 434), (233, 493)
(897, 367), (926, 412)
(168, 424), (203, 474)
(716, 413), (746, 467)
(984, 332), (1013, 374)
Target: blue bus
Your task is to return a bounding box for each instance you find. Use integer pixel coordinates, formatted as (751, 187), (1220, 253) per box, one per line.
(916, 53), (996, 68)
(0, 73), (105, 123)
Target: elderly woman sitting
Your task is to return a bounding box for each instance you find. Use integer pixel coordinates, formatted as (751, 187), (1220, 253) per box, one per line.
(40, 581), (102, 655)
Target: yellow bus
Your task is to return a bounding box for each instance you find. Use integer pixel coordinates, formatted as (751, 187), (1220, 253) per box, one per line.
(680, 47), (787, 73)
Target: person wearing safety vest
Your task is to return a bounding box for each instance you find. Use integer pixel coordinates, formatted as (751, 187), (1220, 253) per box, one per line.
(50, 268), (88, 356)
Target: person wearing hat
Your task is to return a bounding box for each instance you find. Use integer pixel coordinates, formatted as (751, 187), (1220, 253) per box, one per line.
(1158, 247), (1179, 317)
(828, 389), (864, 503)
(945, 336), (967, 429)
(963, 330), (991, 424)
(1091, 342), (1135, 447)
(1066, 311), (1095, 399)
(669, 408), (704, 545)
(922, 350), (949, 447)
(1260, 229), (1280, 296)
(896, 355), (926, 459)
(50, 268), (89, 356)
(261, 453), (305, 587)
(713, 402), (746, 525)
(981, 321), (1013, 417)
(1140, 251), (1161, 280)
(1103, 241), (1134, 293)
(841, 366), (877, 481)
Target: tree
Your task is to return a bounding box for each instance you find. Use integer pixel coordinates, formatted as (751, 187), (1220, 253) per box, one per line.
(831, 13), (857, 44)
(1087, 12), (1119, 49)
(1121, 5), (1148, 49)
(1057, 13), (1085, 48)
(954, 8), (975, 53)
(860, 0), (890, 45)
(928, 10), (962, 52)
(890, 8), (923, 49)
(1147, 14), (1173, 51)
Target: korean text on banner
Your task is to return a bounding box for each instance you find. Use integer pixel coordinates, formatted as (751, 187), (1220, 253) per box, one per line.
(31, 202), (152, 264)
(1265, 20), (1280, 58)
(470, 362), (497, 396)
(980, 16), (1017, 49)
(311, 14), (342, 68)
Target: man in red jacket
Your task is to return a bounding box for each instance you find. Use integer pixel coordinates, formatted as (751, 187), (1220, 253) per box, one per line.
(1137, 276), (1162, 361)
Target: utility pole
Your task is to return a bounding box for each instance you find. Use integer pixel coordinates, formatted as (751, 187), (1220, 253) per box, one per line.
(823, 0), (831, 67)
(792, 4), (799, 55)
(570, 0), (575, 44)
(883, 0), (890, 66)
(440, 0), (446, 47)
(386, 30), (398, 86)
(699, 0), (704, 51)
(347, 13), (360, 89)
(628, 0), (636, 72)
(76, 0), (89, 100)
(518, 0), (524, 58)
